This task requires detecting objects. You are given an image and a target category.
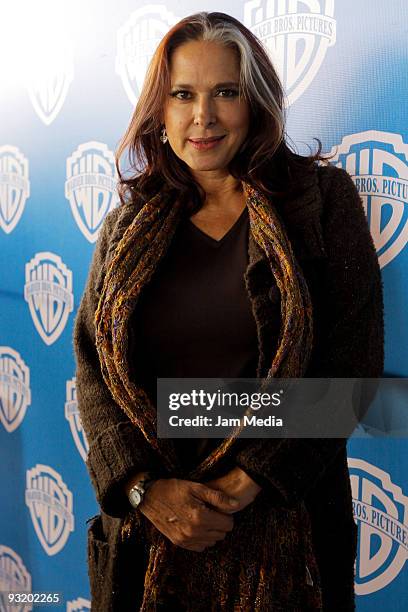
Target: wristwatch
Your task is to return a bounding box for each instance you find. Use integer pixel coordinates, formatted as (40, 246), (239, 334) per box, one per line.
(128, 473), (156, 509)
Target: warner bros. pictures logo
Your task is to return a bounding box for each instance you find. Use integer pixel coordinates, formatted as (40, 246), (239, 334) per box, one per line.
(24, 252), (74, 346)
(115, 5), (179, 106)
(65, 142), (119, 243)
(27, 35), (74, 126)
(65, 377), (89, 462)
(0, 347), (31, 434)
(0, 145), (30, 234)
(25, 465), (74, 556)
(348, 458), (408, 595)
(244, 0), (336, 106)
(328, 130), (408, 269)
(0, 545), (32, 611)
(66, 598), (91, 612)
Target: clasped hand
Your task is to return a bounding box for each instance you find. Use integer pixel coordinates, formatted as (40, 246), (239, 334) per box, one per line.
(138, 467), (261, 552)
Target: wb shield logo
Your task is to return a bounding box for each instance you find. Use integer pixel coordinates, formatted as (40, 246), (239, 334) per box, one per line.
(329, 130), (408, 268)
(25, 464), (74, 555)
(67, 598), (91, 612)
(115, 6), (178, 105)
(65, 377), (89, 462)
(27, 35), (74, 125)
(348, 458), (408, 595)
(0, 145), (30, 234)
(65, 142), (119, 243)
(24, 252), (74, 345)
(0, 347), (31, 433)
(0, 545), (32, 611)
(244, 0), (336, 106)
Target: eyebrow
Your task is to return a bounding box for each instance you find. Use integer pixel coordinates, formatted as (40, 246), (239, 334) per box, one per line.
(171, 81), (239, 89)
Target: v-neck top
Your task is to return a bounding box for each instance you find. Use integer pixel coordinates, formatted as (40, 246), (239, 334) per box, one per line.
(187, 206), (248, 248)
(129, 206), (259, 469)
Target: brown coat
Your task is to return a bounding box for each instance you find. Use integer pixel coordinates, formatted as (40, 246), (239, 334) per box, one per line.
(73, 163), (384, 611)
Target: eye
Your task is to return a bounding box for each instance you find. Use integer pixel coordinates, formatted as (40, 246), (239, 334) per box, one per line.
(169, 90), (191, 100)
(216, 89), (238, 97)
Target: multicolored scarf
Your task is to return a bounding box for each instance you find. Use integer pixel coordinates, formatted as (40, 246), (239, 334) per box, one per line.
(94, 180), (322, 610)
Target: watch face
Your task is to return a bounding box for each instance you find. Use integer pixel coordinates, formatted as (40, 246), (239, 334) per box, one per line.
(130, 489), (142, 507)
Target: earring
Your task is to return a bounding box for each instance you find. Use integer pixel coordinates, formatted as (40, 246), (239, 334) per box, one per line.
(160, 127), (168, 144)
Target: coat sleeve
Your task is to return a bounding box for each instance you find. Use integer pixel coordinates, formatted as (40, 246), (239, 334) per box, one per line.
(73, 209), (165, 518)
(234, 165), (385, 505)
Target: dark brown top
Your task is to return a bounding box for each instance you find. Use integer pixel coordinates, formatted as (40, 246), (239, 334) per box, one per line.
(129, 206), (259, 468)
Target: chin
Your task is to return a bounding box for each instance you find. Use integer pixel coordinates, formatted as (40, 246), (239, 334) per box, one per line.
(190, 163), (227, 172)
(187, 154), (230, 168)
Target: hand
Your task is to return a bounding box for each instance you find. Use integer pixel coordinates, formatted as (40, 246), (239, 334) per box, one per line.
(137, 478), (240, 552)
(203, 466), (262, 513)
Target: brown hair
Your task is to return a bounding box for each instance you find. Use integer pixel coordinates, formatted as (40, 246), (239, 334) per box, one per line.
(115, 11), (332, 214)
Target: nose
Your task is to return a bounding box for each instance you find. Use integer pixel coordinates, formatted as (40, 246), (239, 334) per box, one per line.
(193, 94), (216, 126)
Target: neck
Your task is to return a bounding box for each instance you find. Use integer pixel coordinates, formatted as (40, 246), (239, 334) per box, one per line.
(192, 171), (243, 209)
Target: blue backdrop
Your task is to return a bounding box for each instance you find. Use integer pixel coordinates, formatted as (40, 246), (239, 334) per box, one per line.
(1, 1), (407, 610)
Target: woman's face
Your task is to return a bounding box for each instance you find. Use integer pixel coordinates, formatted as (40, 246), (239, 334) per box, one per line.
(162, 40), (250, 177)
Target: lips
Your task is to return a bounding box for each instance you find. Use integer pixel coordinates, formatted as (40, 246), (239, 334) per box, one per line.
(189, 136), (225, 143)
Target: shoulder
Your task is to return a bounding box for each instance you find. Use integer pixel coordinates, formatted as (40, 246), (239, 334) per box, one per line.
(288, 162), (375, 265)
(88, 203), (139, 295)
(95, 177), (167, 264)
(279, 162), (358, 220)
(97, 202), (139, 251)
(314, 164), (379, 275)
(313, 163), (368, 235)
(102, 202), (136, 235)
(315, 163), (360, 206)
(101, 173), (151, 238)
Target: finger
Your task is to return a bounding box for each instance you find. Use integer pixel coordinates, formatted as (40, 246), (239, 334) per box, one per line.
(199, 506), (234, 531)
(206, 529), (228, 539)
(192, 484), (239, 513)
(181, 541), (217, 552)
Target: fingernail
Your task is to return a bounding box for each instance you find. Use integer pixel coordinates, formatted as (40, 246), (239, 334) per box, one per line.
(229, 497), (239, 506)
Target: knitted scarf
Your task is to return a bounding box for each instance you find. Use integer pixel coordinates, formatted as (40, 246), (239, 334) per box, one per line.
(94, 180), (322, 611)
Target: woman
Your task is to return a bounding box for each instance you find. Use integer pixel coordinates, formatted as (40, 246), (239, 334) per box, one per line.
(73, 11), (384, 612)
